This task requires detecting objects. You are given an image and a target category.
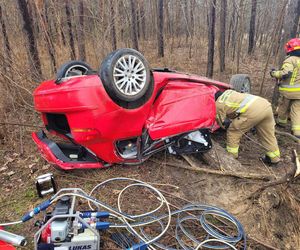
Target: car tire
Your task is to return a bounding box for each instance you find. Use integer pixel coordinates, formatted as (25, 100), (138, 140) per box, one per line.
(230, 74), (251, 93)
(99, 48), (151, 103)
(56, 60), (92, 80)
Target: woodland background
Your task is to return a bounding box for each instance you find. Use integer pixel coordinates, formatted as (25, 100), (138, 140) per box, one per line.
(0, 0), (300, 249)
(0, 0), (299, 118)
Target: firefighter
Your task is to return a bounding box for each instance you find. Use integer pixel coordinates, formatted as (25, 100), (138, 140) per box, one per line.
(270, 38), (300, 137)
(215, 90), (280, 165)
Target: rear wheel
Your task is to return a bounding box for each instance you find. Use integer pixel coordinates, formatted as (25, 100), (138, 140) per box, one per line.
(230, 74), (251, 93)
(99, 48), (152, 103)
(56, 61), (92, 81)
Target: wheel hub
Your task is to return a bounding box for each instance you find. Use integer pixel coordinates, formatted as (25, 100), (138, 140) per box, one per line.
(113, 55), (146, 96)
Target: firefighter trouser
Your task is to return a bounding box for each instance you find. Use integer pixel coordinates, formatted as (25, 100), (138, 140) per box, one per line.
(226, 106), (280, 162)
(277, 96), (300, 136)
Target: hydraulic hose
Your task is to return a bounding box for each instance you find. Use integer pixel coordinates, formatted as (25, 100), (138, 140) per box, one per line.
(0, 177), (246, 250)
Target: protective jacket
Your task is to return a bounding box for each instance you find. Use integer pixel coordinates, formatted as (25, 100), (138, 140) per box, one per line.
(272, 55), (300, 99)
(216, 90), (280, 162)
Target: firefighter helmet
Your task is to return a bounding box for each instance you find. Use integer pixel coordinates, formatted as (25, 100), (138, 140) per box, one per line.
(285, 38), (300, 53)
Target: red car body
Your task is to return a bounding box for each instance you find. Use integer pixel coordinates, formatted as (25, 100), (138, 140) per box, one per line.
(33, 71), (231, 170)
(0, 240), (15, 250)
(0, 227), (15, 250)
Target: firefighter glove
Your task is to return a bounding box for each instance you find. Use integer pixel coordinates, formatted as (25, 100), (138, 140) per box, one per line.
(223, 118), (231, 129)
(270, 69), (276, 78)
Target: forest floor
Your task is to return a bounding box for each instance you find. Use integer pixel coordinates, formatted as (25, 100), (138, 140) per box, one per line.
(0, 47), (300, 250)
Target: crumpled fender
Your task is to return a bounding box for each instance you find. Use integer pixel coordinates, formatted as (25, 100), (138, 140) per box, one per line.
(146, 81), (218, 139)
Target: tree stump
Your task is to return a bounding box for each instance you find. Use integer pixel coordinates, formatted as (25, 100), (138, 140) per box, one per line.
(199, 139), (249, 172)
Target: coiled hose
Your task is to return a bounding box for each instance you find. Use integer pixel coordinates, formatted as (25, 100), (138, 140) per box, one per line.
(0, 177), (246, 249)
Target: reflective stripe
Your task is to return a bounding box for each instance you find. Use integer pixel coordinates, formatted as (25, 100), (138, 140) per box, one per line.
(226, 146), (239, 154)
(236, 95), (258, 113)
(219, 90), (234, 102)
(279, 87), (300, 92)
(266, 150), (280, 159)
(290, 60), (300, 85)
(277, 118), (287, 124)
(224, 101), (240, 108)
(292, 125), (300, 131)
(279, 83), (300, 92)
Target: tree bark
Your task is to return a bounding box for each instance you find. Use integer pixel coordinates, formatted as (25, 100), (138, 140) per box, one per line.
(17, 0), (42, 79)
(235, 0), (245, 73)
(248, 0), (257, 54)
(130, 0), (139, 50)
(260, 0), (288, 95)
(291, 0), (300, 38)
(34, 1), (57, 73)
(157, 0), (164, 57)
(109, 0), (117, 51)
(77, 1), (86, 61)
(219, 0), (227, 72)
(206, 0), (216, 78)
(140, 2), (146, 40)
(278, 0), (299, 64)
(0, 5), (11, 63)
(65, 0), (76, 60)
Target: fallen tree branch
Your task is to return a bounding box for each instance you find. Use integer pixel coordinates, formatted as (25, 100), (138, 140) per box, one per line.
(150, 157), (273, 181)
(248, 236), (280, 250)
(275, 130), (300, 143)
(249, 149), (299, 200)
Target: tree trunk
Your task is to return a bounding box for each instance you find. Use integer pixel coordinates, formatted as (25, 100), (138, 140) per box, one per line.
(34, 1), (57, 73)
(291, 0), (300, 38)
(235, 0), (245, 73)
(130, 0), (139, 50)
(157, 0), (164, 57)
(77, 1), (86, 61)
(0, 5), (11, 63)
(17, 0), (42, 79)
(136, 4), (141, 39)
(140, 2), (146, 40)
(188, 139), (249, 172)
(206, 0), (216, 78)
(219, 0), (227, 72)
(259, 0), (288, 95)
(278, 0), (299, 64)
(65, 0), (76, 60)
(110, 0), (117, 50)
(248, 0), (257, 54)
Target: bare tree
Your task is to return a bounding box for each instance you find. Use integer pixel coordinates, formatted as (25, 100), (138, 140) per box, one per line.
(157, 0), (164, 57)
(206, 0), (216, 77)
(291, 0), (300, 38)
(248, 0), (257, 54)
(17, 0), (42, 79)
(77, 1), (86, 60)
(109, 1), (117, 51)
(130, 0), (139, 50)
(65, 0), (76, 60)
(140, 2), (146, 40)
(219, 0), (227, 72)
(34, 1), (57, 73)
(0, 5), (11, 63)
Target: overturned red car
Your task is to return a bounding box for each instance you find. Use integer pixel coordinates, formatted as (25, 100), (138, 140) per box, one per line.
(32, 48), (251, 170)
